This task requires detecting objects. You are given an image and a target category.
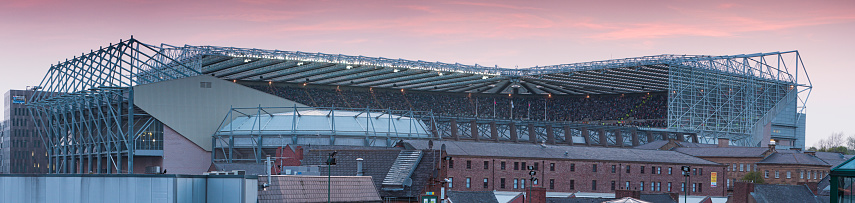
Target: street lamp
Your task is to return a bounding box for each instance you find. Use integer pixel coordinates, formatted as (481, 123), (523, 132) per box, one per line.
(326, 151), (338, 203)
(681, 166), (691, 203)
(528, 166), (537, 203)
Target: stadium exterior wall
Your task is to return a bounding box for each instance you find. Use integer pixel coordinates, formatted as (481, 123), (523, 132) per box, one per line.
(134, 75), (308, 151)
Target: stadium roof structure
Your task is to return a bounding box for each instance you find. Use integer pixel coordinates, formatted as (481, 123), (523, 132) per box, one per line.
(26, 37), (813, 173)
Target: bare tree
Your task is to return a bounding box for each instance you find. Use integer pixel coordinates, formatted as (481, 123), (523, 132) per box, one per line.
(829, 132), (846, 148)
(847, 135), (855, 151)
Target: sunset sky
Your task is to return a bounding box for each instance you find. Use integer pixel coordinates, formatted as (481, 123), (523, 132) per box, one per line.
(1, 0), (853, 147)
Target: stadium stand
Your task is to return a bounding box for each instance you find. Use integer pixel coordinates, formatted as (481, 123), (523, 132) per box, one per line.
(245, 82), (668, 127)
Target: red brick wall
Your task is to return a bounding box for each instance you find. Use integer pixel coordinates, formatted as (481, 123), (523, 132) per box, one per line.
(444, 156), (726, 197)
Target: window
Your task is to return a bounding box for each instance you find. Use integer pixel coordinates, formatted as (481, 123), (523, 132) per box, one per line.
(625, 181), (630, 190)
(521, 179), (526, 189)
(692, 168), (697, 176)
(668, 167), (672, 175)
(640, 166), (645, 174)
(681, 183), (686, 192)
(732, 163), (736, 171)
(657, 167), (661, 174)
(501, 161), (506, 170)
(800, 170), (804, 179)
(550, 163), (555, 171)
(550, 179), (555, 189)
(611, 165), (616, 173)
(449, 160), (454, 168)
(740, 163), (744, 171)
(746, 164), (751, 171)
(592, 180), (597, 191)
(787, 171), (791, 179)
(626, 165), (631, 173)
(640, 182), (644, 191)
(651, 182), (655, 191)
(592, 164), (597, 172)
(521, 162), (527, 170)
(775, 171), (779, 178)
(667, 182), (672, 192)
(570, 180), (575, 190)
(692, 183), (696, 192)
(765, 170), (769, 178)
(448, 177), (453, 188)
(501, 178), (506, 189)
(699, 168), (703, 175)
(570, 163), (575, 172)
(466, 178), (471, 188)
(484, 161), (489, 169)
(514, 162), (519, 170)
(697, 183), (702, 192)
(728, 179), (732, 187)
(533, 179), (538, 186)
(534, 162), (539, 170)
(611, 181), (616, 191)
(466, 160), (471, 169)
(483, 178), (489, 188)
(514, 179), (518, 189)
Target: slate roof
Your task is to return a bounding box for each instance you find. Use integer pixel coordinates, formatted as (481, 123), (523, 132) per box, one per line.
(405, 140), (722, 166)
(258, 175), (381, 203)
(446, 191), (500, 203)
(672, 147), (769, 158)
(633, 140), (716, 150)
(639, 194), (677, 203)
(757, 153), (831, 166)
(633, 140), (670, 150)
(751, 184), (825, 203)
(814, 152), (847, 167)
(302, 146), (440, 199)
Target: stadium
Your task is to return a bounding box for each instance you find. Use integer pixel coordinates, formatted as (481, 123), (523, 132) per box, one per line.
(25, 37), (810, 176)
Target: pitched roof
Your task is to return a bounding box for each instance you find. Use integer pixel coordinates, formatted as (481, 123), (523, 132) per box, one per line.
(814, 152), (847, 167)
(405, 140), (722, 166)
(750, 184), (824, 203)
(547, 197), (616, 203)
(258, 175), (382, 203)
(639, 194), (677, 203)
(757, 153), (831, 166)
(633, 140), (716, 150)
(446, 191), (500, 203)
(672, 147), (769, 158)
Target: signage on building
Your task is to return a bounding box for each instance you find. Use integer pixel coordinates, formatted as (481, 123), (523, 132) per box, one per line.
(710, 172), (718, 187)
(11, 96), (25, 104)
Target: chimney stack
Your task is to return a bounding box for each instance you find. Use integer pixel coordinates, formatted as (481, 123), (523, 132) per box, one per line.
(768, 140), (777, 152)
(356, 158), (364, 176)
(717, 138), (730, 148)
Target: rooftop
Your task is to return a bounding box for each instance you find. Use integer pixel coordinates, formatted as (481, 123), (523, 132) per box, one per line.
(672, 147), (770, 158)
(404, 140), (722, 166)
(758, 153), (831, 166)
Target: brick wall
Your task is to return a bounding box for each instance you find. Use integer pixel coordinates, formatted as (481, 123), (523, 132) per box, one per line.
(444, 156), (726, 197)
(757, 164), (827, 185)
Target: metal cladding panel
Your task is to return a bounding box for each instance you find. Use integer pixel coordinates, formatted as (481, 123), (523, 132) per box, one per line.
(218, 109), (430, 138)
(176, 178), (207, 203)
(134, 75), (308, 151)
(206, 178), (244, 203)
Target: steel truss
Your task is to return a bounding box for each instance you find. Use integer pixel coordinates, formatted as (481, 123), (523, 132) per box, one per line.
(28, 37), (199, 174)
(666, 52), (811, 146)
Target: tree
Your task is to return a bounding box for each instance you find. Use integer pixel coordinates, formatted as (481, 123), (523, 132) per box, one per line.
(808, 146), (818, 151)
(741, 171), (765, 184)
(829, 132), (845, 148)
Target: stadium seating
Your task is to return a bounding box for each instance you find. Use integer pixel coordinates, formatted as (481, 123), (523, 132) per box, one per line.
(247, 84), (667, 127)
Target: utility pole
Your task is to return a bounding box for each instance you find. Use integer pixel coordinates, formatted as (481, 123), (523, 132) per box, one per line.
(681, 166), (690, 203)
(528, 165), (537, 203)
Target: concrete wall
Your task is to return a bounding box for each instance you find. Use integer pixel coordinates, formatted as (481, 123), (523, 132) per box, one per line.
(0, 174), (257, 203)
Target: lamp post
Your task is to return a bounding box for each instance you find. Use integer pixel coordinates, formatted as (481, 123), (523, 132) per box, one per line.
(528, 166), (537, 203)
(681, 166), (691, 203)
(326, 151), (337, 203)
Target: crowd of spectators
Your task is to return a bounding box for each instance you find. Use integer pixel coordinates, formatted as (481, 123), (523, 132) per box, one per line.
(247, 83), (668, 127)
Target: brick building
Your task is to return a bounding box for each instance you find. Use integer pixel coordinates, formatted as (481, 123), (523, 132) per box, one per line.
(2, 89), (48, 174)
(404, 140), (727, 197)
(648, 138), (833, 189)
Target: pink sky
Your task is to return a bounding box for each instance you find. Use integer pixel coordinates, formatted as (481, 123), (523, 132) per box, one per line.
(1, 0), (853, 147)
